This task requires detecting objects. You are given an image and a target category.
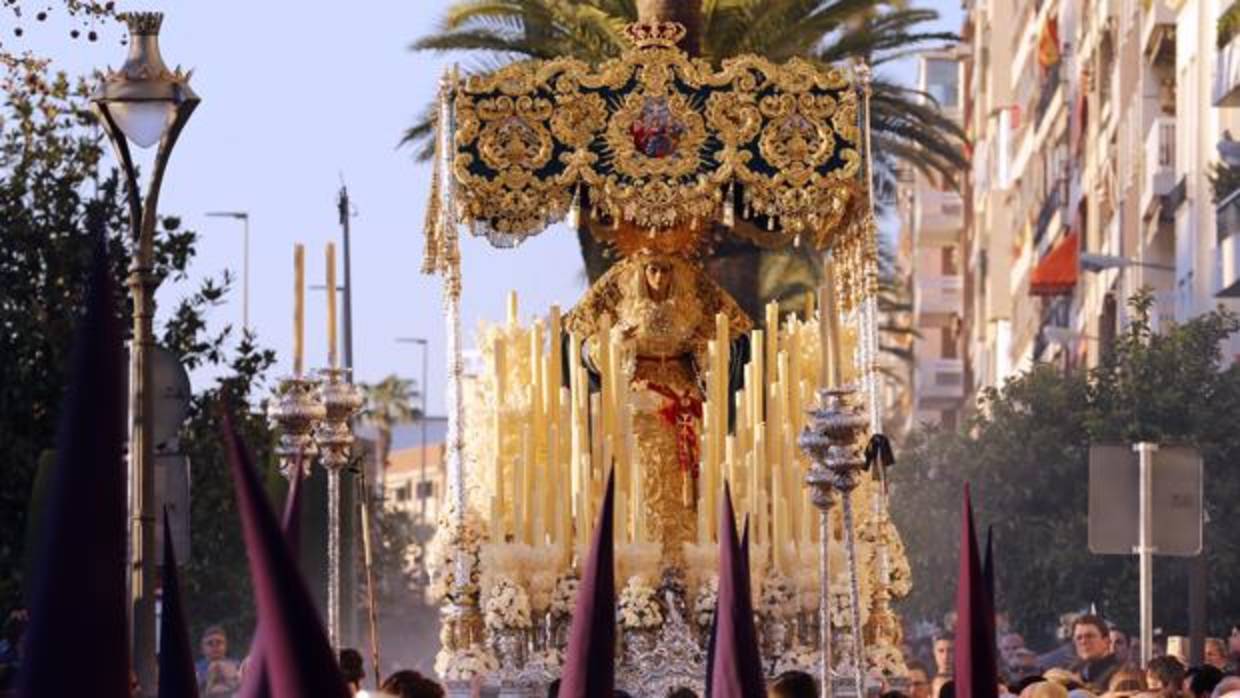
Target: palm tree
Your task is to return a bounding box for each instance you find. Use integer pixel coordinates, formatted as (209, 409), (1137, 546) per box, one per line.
(361, 375), (420, 479)
(408, 0), (956, 368)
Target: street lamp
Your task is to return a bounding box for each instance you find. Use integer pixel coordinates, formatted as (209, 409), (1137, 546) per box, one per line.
(92, 12), (198, 692)
(1080, 252), (1175, 273)
(396, 337), (430, 521)
(205, 211), (250, 331)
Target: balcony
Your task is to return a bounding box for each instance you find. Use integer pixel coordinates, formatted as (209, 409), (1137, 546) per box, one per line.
(1141, 0), (1176, 65)
(1034, 184), (1064, 250)
(1141, 117), (1176, 218)
(913, 186), (964, 245)
(1217, 40), (1240, 107)
(915, 358), (966, 404)
(1218, 189), (1240, 296)
(1035, 63), (1063, 128)
(916, 275), (964, 319)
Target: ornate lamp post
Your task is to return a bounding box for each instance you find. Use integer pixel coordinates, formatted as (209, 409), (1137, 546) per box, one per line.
(315, 368), (363, 648)
(91, 12), (198, 691)
(800, 385), (870, 698)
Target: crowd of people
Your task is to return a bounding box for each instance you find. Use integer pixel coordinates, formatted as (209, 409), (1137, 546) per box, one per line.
(894, 615), (1240, 698)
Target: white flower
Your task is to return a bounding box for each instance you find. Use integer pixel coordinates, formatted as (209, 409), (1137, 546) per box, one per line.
(549, 575), (579, 619)
(617, 576), (663, 630)
(694, 575), (719, 629)
(484, 576), (532, 630)
(866, 644), (908, 679)
(759, 571), (797, 620)
(434, 644), (498, 681)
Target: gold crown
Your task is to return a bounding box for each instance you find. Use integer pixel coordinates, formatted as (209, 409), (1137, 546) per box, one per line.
(623, 21), (687, 49)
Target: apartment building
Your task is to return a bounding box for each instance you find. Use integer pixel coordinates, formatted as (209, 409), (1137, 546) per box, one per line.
(901, 51), (969, 429)
(901, 0), (1240, 417)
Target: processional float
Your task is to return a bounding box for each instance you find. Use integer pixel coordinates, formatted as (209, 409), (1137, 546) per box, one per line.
(422, 21), (910, 698)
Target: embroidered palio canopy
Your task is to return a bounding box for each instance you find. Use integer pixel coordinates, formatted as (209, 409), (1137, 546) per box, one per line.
(444, 21), (866, 251)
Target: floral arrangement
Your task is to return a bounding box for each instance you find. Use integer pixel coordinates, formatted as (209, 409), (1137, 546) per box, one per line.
(617, 576), (663, 630)
(434, 644), (499, 682)
(773, 645), (820, 677)
(866, 643), (908, 679)
(483, 575), (532, 631)
(549, 574), (579, 619)
(759, 571), (797, 620)
(425, 504), (485, 604)
(693, 575), (718, 630)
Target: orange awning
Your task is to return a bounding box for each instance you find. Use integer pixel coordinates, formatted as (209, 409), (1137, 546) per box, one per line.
(1030, 230), (1078, 296)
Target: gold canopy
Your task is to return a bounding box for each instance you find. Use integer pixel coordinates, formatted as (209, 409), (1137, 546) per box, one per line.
(445, 21), (867, 253)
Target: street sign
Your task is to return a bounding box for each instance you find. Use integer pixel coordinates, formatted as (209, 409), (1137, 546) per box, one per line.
(154, 453), (191, 565)
(1088, 444), (1203, 556)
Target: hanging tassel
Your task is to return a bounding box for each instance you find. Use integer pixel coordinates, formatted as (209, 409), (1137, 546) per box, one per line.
(568, 183), (581, 229)
(722, 181), (735, 228)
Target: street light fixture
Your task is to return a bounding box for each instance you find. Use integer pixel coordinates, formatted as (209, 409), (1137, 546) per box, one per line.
(92, 12), (198, 692)
(1080, 252), (1175, 274)
(205, 212), (250, 331)
(396, 337), (430, 521)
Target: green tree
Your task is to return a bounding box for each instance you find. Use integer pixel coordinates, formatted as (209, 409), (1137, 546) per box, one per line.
(405, 0), (962, 333)
(0, 58), (281, 644)
(361, 375), (419, 473)
(892, 292), (1240, 645)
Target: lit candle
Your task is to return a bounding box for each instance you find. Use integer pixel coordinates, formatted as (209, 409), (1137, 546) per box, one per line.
(326, 243), (337, 368)
(514, 453), (525, 544)
(523, 425), (535, 544)
(507, 290), (519, 328)
(293, 244), (304, 375)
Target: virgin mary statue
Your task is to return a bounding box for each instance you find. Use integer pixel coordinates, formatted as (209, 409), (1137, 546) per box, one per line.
(565, 223), (750, 564)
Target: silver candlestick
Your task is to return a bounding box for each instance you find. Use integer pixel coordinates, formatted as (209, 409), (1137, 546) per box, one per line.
(314, 366), (363, 650)
(800, 385), (870, 698)
(268, 374), (326, 481)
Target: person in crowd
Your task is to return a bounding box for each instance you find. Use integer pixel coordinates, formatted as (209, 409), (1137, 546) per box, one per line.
(339, 648), (365, 696)
(1109, 630), (1131, 667)
(1070, 615), (1122, 692)
(1014, 676), (1047, 695)
(881, 692), (910, 698)
(1042, 614), (1083, 670)
(1010, 648), (1043, 680)
(1022, 678), (1069, 698)
(1106, 668), (1146, 696)
(770, 670), (817, 698)
(1185, 665), (1224, 698)
(938, 679), (955, 698)
(1204, 639), (1228, 671)
(1228, 626), (1240, 671)
(196, 625), (241, 696)
(1146, 655), (1186, 698)
(1211, 675), (1240, 698)
(668, 689), (698, 698)
(546, 677), (560, 698)
(1045, 668), (1085, 692)
(932, 635), (954, 698)
(1001, 634), (1029, 667)
(380, 670), (444, 698)
(907, 660), (933, 698)
(0, 608), (28, 691)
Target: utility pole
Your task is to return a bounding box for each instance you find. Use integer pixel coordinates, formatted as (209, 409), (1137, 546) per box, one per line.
(337, 180), (359, 648)
(338, 184), (355, 374)
(396, 337), (430, 522)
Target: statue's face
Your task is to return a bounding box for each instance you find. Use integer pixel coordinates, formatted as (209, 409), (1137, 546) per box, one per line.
(644, 260), (671, 297)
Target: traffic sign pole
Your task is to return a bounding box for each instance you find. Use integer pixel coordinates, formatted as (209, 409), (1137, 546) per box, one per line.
(1135, 442), (1157, 668)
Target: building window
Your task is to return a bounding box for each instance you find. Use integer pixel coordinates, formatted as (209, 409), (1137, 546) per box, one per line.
(941, 327), (959, 359)
(925, 58), (960, 109)
(395, 483), (412, 502)
(941, 246), (960, 275)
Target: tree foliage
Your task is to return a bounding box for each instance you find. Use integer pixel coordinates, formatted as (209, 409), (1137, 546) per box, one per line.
(892, 292), (1240, 645)
(0, 59), (281, 646)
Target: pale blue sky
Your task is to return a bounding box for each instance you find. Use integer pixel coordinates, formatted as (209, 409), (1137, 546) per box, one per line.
(12, 0), (961, 415)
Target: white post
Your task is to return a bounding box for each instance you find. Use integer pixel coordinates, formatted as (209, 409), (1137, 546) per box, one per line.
(1134, 442), (1157, 668)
